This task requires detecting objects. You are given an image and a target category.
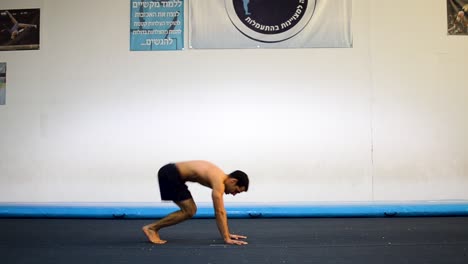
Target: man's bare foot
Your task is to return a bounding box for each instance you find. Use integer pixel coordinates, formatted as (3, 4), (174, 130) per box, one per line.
(142, 226), (167, 244)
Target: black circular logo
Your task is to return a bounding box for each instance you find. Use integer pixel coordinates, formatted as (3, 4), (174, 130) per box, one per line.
(225, 0), (316, 43)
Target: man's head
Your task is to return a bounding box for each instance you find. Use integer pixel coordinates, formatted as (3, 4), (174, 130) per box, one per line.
(224, 170), (249, 196)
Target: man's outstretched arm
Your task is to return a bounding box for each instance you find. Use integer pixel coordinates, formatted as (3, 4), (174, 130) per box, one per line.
(212, 190), (247, 245)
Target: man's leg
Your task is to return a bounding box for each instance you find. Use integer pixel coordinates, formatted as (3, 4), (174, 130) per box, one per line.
(6, 11), (19, 25)
(18, 23), (38, 29)
(142, 198), (197, 244)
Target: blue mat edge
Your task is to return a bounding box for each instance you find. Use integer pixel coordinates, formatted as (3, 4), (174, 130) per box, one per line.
(1, 202), (468, 218)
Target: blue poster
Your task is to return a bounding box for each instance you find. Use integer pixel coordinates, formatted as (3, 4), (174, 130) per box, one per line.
(130, 0), (184, 51)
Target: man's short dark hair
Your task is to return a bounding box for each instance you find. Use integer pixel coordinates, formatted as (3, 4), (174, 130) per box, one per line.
(228, 170), (249, 191)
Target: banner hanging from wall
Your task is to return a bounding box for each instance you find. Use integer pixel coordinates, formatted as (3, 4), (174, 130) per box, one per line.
(0, 63), (5, 105)
(0, 9), (40, 51)
(189, 0), (352, 49)
(447, 0), (468, 35)
(130, 0), (184, 51)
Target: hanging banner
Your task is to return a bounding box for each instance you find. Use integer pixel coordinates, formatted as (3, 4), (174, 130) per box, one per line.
(447, 0), (468, 35)
(189, 0), (352, 49)
(0, 63), (5, 105)
(130, 0), (184, 51)
(0, 9), (40, 51)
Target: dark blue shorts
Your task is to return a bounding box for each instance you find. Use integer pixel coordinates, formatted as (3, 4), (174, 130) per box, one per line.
(158, 163), (192, 202)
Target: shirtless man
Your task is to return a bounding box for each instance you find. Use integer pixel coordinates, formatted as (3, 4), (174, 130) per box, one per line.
(142, 160), (250, 245)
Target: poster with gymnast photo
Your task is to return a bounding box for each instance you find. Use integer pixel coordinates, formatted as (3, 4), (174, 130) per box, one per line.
(0, 9), (40, 51)
(0, 63), (5, 105)
(447, 0), (468, 35)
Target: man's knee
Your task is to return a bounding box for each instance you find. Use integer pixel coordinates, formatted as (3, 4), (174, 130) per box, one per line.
(178, 200), (197, 218)
(183, 204), (197, 218)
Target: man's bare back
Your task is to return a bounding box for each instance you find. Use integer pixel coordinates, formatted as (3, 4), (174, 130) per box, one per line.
(176, 160), (227, 190)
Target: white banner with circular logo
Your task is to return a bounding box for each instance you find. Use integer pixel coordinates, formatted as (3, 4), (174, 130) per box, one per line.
(189, 0), (352, 49)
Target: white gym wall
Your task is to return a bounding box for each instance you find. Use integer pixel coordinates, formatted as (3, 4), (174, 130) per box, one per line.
(0, 0), (467, 203)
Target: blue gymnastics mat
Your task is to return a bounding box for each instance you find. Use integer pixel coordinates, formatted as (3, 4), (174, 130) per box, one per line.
(1, 201), (468, 218)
